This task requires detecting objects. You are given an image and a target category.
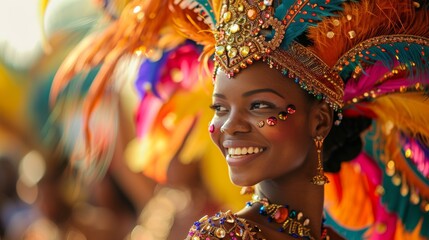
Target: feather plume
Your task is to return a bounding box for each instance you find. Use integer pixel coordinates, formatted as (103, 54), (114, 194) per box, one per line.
(168, 0), (217, 74)
(310, 0), (429, 78)
(51, 0), (173, 158)
(275, 0), (346, 48)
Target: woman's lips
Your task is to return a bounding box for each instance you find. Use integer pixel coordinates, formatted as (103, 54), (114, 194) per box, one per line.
(225, 147), (265, 167)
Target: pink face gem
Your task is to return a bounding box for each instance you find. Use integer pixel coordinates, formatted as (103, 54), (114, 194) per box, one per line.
(266, 116), (277, 126)
(287, 104), (296, 114)
(208, 123), (215, 133)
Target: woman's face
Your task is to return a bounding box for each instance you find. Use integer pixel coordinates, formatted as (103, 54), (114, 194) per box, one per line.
(210, 62), (316, 186)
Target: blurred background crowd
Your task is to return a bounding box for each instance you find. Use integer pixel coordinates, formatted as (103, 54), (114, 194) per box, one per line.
(0, 0), (246, 239)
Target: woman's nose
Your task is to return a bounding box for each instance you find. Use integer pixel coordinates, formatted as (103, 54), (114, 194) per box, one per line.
(220, 111), (252, 135)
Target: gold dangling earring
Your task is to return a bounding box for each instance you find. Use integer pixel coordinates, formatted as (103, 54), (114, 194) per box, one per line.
(311, 136), (329, 186)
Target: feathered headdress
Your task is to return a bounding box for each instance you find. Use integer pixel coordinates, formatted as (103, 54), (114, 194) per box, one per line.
(48, 0), (429, 238)
(168, 0), (429, 238)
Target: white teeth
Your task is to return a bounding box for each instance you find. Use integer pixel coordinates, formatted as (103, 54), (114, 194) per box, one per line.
(228, 148), (234, 155)
(227, 147), (263, 156)
(234, 148), (241, 155)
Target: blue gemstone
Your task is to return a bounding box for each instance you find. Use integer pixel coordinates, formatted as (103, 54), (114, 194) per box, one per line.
(259, 206), (267, 215)
(289, 210), (297, 218)
(282, 69), (288, 75)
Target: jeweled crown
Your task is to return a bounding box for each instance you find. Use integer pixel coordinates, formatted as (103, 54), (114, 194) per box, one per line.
(214, 0), (344, 110)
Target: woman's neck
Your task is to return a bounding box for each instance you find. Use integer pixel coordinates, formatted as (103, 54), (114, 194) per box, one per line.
(253, 176), (325, 238)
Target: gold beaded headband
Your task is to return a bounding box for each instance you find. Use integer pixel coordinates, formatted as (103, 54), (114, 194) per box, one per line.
(213, 0), (345, 110)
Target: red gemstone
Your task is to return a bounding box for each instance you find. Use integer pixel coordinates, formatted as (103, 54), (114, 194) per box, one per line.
(287, 105), (296, 114)
(266, 116), (277, 126)
(273, 207), (289, 223)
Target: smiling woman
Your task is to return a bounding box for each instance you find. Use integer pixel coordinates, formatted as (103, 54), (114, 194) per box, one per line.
(49, 0), (429, 239)
(210, 62), (324, 188)
(174, 0), (429, 239)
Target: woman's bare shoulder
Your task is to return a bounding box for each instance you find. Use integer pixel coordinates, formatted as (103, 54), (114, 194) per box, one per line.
(184, 210), (265, 240)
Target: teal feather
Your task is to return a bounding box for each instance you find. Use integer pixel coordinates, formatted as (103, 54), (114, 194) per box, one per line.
(340, 41), (429, 81)
(274, 0), (346, 48)
(403, 201), (421, 232)
(364, 122), (429, 237)
(193, 0), (217, 28)
(422, 214), (429, 237)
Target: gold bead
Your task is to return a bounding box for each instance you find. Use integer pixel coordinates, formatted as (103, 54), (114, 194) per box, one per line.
(333, 19), (340, 26)
(239, 46), (250, 57)
(348, 30), (356, 39)
(223, 11), (231, 22)
(392, 174), (401, 186)
(238, 4), (244, 12)
(386, 160), (395, 176)
(400, 183), (409, 196)
(215, 228), (226, 238)
(228, 48), (238, 58)
(247, 8), (258, 20)
(410, 192), (420, 205)
(375, 185), (385, 196)
(423, 202), (429, 212)
(216, 45), (225, 55)
(326, 31), (335, 38)
(230, 24), (240, 33)
(405, 148), (412, 158)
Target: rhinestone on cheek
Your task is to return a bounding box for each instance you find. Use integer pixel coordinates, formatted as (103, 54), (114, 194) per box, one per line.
(278, 111), (288, 120)
(266, 116), (277, 126)
(287, 104), (296, 114)
(208, 123), (215, 133)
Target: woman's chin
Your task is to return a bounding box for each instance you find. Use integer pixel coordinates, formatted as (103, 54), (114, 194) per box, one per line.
(229, 171), (260, 187)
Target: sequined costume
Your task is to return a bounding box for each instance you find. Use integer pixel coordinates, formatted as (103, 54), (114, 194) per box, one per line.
(47, 0), (429, 239)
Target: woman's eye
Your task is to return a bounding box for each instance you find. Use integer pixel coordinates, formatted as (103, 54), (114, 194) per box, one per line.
(210, 104), (228, 113)
(250, 102), (273, 110)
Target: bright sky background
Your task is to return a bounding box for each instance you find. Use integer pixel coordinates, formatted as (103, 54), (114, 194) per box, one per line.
(0, 0), (43, 69)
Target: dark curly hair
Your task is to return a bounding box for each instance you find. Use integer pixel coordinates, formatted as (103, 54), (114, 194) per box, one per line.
(323, 116), (373, 173)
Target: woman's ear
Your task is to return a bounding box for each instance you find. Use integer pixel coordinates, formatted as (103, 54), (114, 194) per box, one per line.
(310, 101), (334, 138)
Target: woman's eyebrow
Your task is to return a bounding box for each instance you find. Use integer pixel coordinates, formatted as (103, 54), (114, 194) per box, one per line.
(213, 93), (227, 99)
(242, 88), (284, 98)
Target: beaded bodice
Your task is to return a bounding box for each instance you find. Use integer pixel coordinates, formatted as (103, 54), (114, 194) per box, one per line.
(185, 210), (266, 240)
